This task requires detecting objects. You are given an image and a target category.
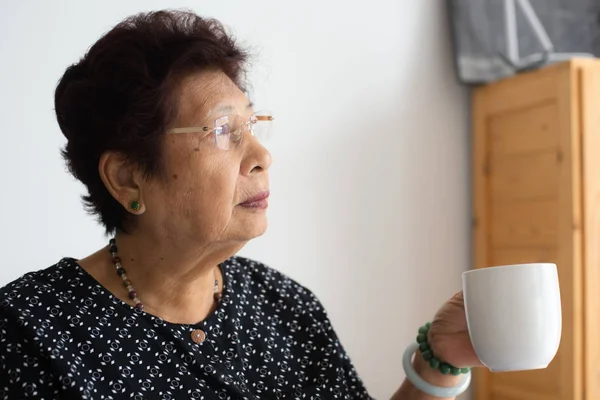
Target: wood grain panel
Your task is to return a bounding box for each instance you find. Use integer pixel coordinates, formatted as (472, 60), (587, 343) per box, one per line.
(478, 62), (570, 115)
(491, 199), (559, 248)
(489, 103), (559, 157)
(491, 355), (562, 396)
(554, 59), (583, 400)
(580, 62), (600, 400)
(491, 248), (558, 267)
(491, 386), (562, 400)
(472, 85), (492, 400)
(471, 59), (595, 400)
(490, 151), (559, 201)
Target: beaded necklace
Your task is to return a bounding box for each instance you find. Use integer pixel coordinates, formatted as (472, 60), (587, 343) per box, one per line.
(108, 238), (222, 312)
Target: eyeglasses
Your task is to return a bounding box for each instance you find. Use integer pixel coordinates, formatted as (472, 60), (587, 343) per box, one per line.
(167, 110), (274, 150)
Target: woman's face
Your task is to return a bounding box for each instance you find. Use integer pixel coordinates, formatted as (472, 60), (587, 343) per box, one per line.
(141, 70), (272, 249)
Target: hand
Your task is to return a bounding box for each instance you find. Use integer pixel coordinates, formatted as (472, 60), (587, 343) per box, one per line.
(428, 291), (484, 368)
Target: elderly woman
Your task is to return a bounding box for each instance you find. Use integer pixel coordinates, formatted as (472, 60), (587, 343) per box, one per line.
(0, 10), (482, 400)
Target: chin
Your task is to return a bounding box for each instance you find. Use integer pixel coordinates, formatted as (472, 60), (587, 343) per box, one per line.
(241, 218), (268, 240)
(229, 208), (268, 241)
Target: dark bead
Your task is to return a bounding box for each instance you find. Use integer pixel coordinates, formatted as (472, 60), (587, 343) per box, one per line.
(109, 245), (117, 253)
(214, 292), (222, 302)
(109, 238), (116, 245)
(112, 257), (121, 264)
(123, 279), (132, 287)
(128, 291), (137, 299)
(439, 363), (451, 375)
(429, 357), (440, 369)
(451, 367), (461, 376)
(135, 303), (144, 311)
(116, 267), (125, 276)
(460, 367), (470, 374)
(421, 350), (433, 361)
(426, 322), (431, 329)
(416, 334), (427, 344)
(418, 325), (429, 334)
(418, 342), (430, 352)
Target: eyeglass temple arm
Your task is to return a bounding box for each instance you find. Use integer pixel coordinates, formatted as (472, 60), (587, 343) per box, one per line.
(167, 127), (211, 134)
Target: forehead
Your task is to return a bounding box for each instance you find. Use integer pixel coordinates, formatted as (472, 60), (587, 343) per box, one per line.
(174, 70), (248, 122)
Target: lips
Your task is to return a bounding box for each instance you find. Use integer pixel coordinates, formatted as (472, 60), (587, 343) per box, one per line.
(239, 190), (270, 209)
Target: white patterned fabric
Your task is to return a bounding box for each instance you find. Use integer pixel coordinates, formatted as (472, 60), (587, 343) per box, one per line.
(0, 257), (371, 399)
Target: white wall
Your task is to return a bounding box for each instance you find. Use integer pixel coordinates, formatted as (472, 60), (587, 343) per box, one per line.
(0, 1), (471, 398)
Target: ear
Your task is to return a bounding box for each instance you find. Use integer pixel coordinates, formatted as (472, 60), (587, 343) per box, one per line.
(98, 152), (147, 215)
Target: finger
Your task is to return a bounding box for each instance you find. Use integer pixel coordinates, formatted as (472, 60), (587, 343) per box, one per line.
(430, 331), (483, 368)
(450, 290), (464, 303)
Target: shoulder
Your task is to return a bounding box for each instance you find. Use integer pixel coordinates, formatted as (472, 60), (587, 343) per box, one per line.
(0, 258), (77, 296)
(226, 256), (324, 313)
(0, 258), (79, 317)
(0, 260), (78, 398)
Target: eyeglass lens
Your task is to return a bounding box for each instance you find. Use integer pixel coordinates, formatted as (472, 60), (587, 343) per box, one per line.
(213, 111), (273, 150)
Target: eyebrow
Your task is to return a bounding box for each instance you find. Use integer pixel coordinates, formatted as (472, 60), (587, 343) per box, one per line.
(213, 102), (254, 114)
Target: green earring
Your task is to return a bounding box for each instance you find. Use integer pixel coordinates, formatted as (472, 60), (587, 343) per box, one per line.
(130, 200), (141, 211)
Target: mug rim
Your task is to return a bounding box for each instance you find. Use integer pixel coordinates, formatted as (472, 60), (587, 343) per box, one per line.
(462, 262), (556, 277)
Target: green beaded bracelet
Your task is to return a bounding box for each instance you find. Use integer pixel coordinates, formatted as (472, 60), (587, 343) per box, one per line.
(416, 323), (470, 375)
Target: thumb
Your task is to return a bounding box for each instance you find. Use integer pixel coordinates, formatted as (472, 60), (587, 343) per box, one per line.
(430, 331), (482, 368)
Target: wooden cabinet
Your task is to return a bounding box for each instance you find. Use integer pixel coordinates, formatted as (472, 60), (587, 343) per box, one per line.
(472, 59), (600, 400)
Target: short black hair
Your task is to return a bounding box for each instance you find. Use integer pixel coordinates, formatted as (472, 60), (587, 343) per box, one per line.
(54, 10), (249, 233)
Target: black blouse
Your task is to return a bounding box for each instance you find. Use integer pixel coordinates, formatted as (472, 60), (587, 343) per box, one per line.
(0, 257), (372, 399)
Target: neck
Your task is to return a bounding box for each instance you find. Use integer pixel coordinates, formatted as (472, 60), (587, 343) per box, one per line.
(81, 230), (243, 324)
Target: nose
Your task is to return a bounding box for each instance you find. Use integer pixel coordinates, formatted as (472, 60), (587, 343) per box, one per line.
(240, 133), (272, 176)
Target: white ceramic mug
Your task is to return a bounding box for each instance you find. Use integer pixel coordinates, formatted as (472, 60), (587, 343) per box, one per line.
(462, 263), (561, 372)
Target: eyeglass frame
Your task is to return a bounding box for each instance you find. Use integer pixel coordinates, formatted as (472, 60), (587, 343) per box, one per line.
(166, 111), (274, 142)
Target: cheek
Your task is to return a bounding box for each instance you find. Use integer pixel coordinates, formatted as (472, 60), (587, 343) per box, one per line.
(169, 153), (240, 220)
